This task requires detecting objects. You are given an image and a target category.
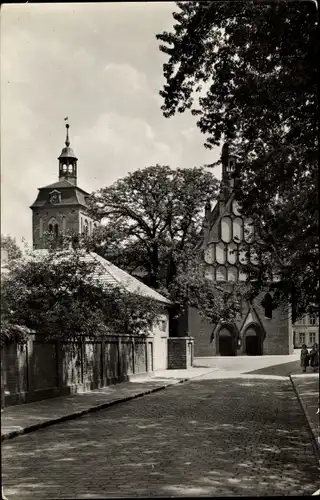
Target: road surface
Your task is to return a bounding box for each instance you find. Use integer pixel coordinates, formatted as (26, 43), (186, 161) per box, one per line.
(2, 372), (319, 498)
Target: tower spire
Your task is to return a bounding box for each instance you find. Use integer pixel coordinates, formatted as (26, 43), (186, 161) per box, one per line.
(65, 123), (70, 147)
(58, 118), (78, 186)
(64, 117), (70, 147)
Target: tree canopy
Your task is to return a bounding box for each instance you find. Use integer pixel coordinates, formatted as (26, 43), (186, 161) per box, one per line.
(1, 234), (22, 261)
(87, 164), (219, 290)
(87, 165), (249, 326)
(1, 236), (163, 344)
(157, 1), (318, 316)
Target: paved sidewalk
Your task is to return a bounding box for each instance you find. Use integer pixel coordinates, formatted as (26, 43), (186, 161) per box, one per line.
(290, 374), (319, 455)
(1, 367), (216, 441)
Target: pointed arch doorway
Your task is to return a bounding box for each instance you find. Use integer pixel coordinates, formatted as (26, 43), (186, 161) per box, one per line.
(217, 326), (237, 356)
(244, 325), (262, 355)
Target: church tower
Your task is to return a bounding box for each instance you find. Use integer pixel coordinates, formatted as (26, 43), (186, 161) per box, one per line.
(30, 121), (98, 249)
(58, 123), (78, 186)
(180, 142), (293, 357)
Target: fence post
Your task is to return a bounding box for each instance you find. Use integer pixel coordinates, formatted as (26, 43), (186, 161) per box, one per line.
(117, 336), (121, 378)
(132, 336), (135, 374)
(101, 338), (105, 387)
(56, 339), (63, 390)
(80, 337), (84, 384)
(26, 336), (34, 396)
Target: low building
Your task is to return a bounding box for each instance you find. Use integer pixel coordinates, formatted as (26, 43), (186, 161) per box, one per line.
(29, 122), (173, 372)
(293, 315), (319, 348)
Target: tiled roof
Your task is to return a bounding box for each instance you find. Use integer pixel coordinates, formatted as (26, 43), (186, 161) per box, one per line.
(30, 182), (89, 209)
(85, 252), (172, 305)
(39, 180), (89, 194)
(31, 250), (172, 306)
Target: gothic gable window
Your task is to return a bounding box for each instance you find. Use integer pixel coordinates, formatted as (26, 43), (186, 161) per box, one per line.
(204, 245), (215, 264)
(221, 217), (232, 243)
(48, 217), (59, 237)
(262, 293), (273, 319)
(49, 190), (61, 204)
(216, 265), (227, 281)
(233, 217), (243, 242)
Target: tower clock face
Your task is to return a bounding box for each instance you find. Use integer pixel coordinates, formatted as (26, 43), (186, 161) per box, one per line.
(50, 193), (60, 204)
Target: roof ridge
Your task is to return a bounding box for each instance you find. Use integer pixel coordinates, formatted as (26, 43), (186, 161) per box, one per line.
(89, 252), (128, 292)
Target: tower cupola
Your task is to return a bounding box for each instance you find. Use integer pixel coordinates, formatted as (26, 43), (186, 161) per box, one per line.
(221, 142), (238, 196)
(58, 120), (78, 186)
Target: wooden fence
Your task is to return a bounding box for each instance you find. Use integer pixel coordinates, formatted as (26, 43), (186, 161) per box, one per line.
(1, 334), (154, 407)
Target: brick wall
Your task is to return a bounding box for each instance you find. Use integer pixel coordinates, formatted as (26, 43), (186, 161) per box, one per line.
(32, 207), (81, 249)
(168, 337), (194, 369)
(1, 334), (155, 407)
(187, 292), (293, 357)
(187, 307), (214, 357)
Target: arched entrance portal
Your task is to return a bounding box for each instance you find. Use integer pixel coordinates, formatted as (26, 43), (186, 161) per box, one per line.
(217, 327), (236, 356)
(244, 326), (262, 355)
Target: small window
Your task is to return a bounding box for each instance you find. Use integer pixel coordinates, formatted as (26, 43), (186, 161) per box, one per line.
(299, 332), (305, 345)
(310, 316), (316, 325)
(48, 224), (53, 233)
(309, 332), (316, 344)
(63, 164), (67, 172)
(68, 164), (73, 173)
(54, 224), (59, 237)
(161, 320), (166, 332)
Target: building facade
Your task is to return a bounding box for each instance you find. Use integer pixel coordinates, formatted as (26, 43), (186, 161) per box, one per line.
(293, 315), (319, 348)
(29, 122), (173, 372)
(180, 143), (293, 357)
(30, 123), (97, 248)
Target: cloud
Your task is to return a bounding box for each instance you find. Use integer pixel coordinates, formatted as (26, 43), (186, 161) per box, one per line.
(104, 63), (149, 94)
(1, 3), (220, 246)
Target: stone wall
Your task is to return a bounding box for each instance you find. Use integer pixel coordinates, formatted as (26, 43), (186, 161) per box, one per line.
(1, 334), (154, 407)
(168, 337), (194, 369)
(32, 207), (81, 249)
(151, 311), (169, 371)
(186, 293), (293, 357)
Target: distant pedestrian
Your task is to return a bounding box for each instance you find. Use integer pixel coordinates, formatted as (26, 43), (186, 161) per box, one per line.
(310, 343), (319, 373)
(300, 344), (310, 373)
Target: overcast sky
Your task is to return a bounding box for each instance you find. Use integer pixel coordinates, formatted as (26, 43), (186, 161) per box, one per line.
(1, 2), (221, 246)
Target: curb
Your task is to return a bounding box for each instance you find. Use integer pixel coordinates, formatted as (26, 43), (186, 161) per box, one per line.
(1, 370), (213, 442)
(289, 375), (320, 462)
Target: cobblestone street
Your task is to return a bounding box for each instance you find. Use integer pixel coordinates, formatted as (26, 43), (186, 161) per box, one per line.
(2, 374), (319, 498)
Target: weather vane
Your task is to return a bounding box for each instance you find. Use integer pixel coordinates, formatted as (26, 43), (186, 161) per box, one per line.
(64, 117), (70, 146)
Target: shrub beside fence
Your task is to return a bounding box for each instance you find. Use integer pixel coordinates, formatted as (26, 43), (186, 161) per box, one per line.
(1, 334), (154, 407)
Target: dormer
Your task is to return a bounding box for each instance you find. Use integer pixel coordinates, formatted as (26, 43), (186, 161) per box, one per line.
(49, 190), (61, 204)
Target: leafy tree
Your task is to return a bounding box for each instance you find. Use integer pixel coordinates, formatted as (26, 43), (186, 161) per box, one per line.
(87, 164), (219, 291)
(169, 256), (250, 326)
(1, 234), (22, 261)
(1, 236), (163, 344)
(157, 1), (318, 317)
(86, 165), (252, 326)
